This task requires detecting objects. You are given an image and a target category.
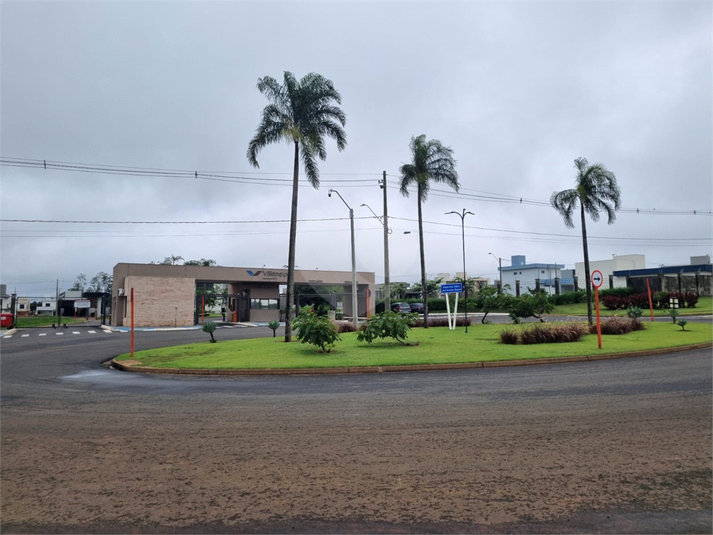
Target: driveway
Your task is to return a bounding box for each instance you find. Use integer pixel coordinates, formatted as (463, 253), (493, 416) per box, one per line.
(1, 326), (711, 533)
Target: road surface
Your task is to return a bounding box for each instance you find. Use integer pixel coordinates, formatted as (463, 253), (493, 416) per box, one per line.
(1, 325), (711, 533)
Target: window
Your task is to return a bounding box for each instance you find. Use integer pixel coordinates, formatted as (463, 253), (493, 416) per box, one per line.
(541, 270), (545, 274)
(250, 298), (278, 310)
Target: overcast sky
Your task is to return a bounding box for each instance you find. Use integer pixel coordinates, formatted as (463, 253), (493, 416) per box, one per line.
(2, 0), (711, 299)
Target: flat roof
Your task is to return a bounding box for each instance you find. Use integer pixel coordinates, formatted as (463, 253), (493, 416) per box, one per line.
(613, 264), (712, 277)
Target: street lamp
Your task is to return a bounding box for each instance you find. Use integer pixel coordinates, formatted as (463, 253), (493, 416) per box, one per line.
(361, 202), (392, 311)
(489, 252), (503, 294)
(446, 209), (474, 333)
(329, 189), (358, 327)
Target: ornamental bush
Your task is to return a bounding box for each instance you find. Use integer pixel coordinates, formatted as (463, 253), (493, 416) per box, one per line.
(356, 310), (417, 346)
(292, 308), (341, 353)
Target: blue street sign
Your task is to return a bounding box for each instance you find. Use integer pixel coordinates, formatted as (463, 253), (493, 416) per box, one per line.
(440, 283), (463, 294)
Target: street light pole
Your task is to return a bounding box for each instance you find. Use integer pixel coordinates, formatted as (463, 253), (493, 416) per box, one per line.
(446, 209), (474, 333)
(329, 189), (359, 327)
(489, 252), (503, 294)
(361, 197), (392, 312)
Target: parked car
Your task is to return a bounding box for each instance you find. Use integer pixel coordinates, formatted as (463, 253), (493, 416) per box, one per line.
(409, 302), (424, 314)
(391, 302), (411, 314)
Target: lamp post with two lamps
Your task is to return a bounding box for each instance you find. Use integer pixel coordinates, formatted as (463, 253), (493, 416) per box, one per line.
(361, 202), (392, 312)
(446, 209), (474, 333)
(329, 189), (359, 327)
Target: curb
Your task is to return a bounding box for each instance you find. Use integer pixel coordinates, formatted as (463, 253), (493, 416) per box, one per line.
(111, 341), (713, 376)
(1, 328), (18, 338)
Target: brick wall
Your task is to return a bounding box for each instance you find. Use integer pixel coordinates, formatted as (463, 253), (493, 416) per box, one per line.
(124, 276), (195, 327)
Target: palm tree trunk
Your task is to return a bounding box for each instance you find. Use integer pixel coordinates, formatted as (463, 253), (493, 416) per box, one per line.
(580, 202), (593, 325)
(417, 185), (428, 328)
(284, 141), (300, 342)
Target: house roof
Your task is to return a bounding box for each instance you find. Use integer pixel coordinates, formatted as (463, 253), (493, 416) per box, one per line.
(501, 263), (564, 272)
(613, 263), (712, 277)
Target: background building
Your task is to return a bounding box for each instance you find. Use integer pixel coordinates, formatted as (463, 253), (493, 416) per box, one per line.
(500, 255), (564, 296)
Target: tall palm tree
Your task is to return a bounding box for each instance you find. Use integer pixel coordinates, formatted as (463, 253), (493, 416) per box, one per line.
(399, 135), (459, 328)
(551, 157), (621, 325)
(247, 72), (347, 342)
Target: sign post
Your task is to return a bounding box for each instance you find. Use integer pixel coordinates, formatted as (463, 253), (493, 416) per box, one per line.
(440, 283), (463, 330)
(591, 270), (604, 349)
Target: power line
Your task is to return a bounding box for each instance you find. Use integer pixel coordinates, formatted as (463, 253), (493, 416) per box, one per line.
(3, 157), (708, 215)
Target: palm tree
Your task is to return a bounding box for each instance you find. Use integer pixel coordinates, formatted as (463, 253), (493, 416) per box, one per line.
(247, 72), (347, 342)
(551, 157), (621, 325)
(399, 135), (459, 327)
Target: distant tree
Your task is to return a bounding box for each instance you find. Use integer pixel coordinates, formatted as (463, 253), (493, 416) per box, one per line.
(88, 272), (112, 294)
(185, 258), (217, 266)
(390, 282), (409, 300)
(161, 255), (184, 265)
(70, 273), (87, 291)
(247, 71), (347, 343)
(409, 277), (444, 299)
(399, 135), (459, 327)
(551, 158), (621, 325)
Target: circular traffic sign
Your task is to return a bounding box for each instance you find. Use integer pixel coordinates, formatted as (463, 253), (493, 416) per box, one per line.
(591, 270), (604, 289)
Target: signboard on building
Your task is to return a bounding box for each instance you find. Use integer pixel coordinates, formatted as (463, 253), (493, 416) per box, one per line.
(74, 299), (91, 309)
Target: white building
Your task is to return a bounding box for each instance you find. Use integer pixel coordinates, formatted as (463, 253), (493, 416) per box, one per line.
(575, 254), (645, 289)
(36, 297), (57, 315)
(501, 255), (564, 296)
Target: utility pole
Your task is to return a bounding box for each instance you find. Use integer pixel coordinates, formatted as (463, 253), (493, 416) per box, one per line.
(10, 292), (17, 329)
(382, 171), (391, 312)
(56, 279), (62, 327)
(489, 253), (503, 294)
(446, 209), (474, 332)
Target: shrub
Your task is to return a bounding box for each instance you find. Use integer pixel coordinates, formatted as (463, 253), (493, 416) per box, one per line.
(520, 323), (589, 345)
(629, 293), (650, 308)
(630, 318), (646, 331)
(602, 295), (626, 310)
(356, 310), (416, 345)
(626, 307), (643, 319)
(591, 317), (645, 335)
(508, 291), (554, 322)
(665, 308), (680, 323)
(337, 321), (357, 333)
(677, 319), (688, 331)
(599, 287), (634, 298)
(202, 321), (217, 343)
(653, 291), (670, 309)
(499, 329), (519, 345)
(267, 320), (280, 337)
(549, 290), (587, 306)
(683, 293), (699, 308)
(292, 308), (341, 352)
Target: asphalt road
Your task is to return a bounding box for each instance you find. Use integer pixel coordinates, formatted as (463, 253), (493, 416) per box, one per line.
(1, 324), (711, 533)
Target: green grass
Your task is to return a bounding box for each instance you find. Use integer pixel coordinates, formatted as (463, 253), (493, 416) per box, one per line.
(15, 315), (88, 328)
(115, 321), (712, 370)
(550, 296), (712, 317)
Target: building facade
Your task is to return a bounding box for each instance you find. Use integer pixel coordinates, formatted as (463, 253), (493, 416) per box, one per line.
(500, 255), (564, 296)
(111, 263), (376, 327)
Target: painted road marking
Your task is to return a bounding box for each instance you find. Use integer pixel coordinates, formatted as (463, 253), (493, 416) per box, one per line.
(88, 330), (96, 333)
(72, 331), (80, 335)
(3, 335), (12, 338)
(56, 332), (63, 335)
(21, 334), (29, 337)
(39, 333), (47, 336)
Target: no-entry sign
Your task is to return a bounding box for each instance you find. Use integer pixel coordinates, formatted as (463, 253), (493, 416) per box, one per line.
(591, 270), (604, 289)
